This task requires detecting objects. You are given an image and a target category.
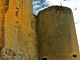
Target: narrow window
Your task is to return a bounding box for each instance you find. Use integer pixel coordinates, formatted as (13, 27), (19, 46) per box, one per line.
(16, 7), (19, 17)
(6, 0), (9, 12)
(73, 55), (77, 57)
(6, 0), (9, 6)
(42, 58), (47, 60)
(31, 21), (34, 29)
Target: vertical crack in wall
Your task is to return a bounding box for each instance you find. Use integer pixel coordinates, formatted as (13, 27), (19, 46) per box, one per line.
(0, 0), (6, 50)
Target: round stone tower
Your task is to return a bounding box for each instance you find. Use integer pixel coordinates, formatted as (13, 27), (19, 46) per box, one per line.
(37, 6), (80, 60)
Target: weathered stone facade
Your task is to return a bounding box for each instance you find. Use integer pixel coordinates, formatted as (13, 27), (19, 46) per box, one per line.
(36, 6), (80, 60)
(0, 0), (80, 60)
(0, 0), (6, 50)
(0, 48), (30, 60)
(0, 0), (38, 60)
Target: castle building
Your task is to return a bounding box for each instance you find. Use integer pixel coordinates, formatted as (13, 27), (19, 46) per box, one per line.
(0, 0), (80, 60)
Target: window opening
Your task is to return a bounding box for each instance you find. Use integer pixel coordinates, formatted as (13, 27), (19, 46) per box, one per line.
(73, 55), (77, 57)
(16, 7), (19, 17)
(31, 21), (34, 29)
(6, 0), (9, 12)
(42, 58), (47, 60)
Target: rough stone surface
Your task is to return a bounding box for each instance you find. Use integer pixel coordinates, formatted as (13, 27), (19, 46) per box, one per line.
(3, 0), (38, 60)
(36, 6), (80, 60)
(0, 48), (30, 60)
(0, 0), (6, 50)
(0, 0), (80, 60)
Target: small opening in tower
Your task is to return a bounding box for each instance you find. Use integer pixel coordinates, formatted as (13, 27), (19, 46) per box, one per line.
(31, 21), (34, 29)
(42, 58), (47, 60)
(73, 55), (77, 57)
(16, 7), (19, 17)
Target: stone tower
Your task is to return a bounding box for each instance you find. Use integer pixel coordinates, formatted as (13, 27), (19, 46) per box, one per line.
(0, 0), (38, 60)
(36, 6), (80, 60)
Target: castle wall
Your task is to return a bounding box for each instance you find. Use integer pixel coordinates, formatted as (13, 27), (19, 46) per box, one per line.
(4, 0), (38, 60)
(0, 0), (6, 50)
(36, 6), (80, 60)
(0, 0), (79, 60)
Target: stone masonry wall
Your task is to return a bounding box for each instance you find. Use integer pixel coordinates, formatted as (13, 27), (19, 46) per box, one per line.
(0, 48), (30, 60)
(0, 0), (80, 60)
(3, 0), (38, 60)
(0, 0), (6, 50)
(36, 6), (80, 60)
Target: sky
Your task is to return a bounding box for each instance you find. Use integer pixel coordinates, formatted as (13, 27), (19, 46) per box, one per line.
(33, 0), (80, 51)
